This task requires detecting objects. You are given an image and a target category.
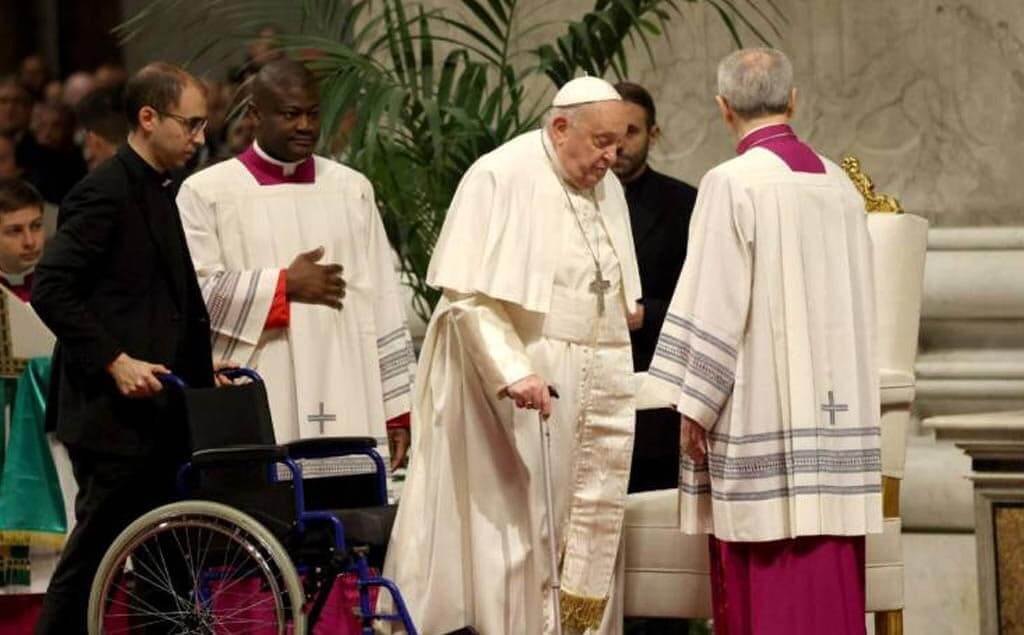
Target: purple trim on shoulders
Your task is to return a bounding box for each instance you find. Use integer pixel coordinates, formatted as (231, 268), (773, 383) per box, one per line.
(1, 274), (32, 302)
(737, 123), (825, 174)
(237, 146), (316, 185)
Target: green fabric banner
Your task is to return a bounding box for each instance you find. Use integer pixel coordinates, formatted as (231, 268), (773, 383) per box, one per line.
(0, 357), (65, 586)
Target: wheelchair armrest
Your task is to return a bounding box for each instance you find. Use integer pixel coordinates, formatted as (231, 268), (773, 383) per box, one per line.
(286, 436), (377, 459)
(191, 444), (289, 468)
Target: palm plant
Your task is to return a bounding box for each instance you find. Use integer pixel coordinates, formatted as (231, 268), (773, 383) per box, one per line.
(119, 0), (782, 321)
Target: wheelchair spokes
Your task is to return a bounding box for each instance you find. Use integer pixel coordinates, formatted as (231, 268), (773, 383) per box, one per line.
(89, 502), (305, 635)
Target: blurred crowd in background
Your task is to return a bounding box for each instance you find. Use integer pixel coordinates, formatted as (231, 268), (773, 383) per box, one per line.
(0, 26), (289, 208)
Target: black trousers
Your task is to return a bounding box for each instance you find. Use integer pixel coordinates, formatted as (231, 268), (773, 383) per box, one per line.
(628, 408), (681, 493)
(35, 446), (181, 635)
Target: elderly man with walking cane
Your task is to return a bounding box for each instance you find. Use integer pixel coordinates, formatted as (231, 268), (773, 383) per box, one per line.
(382, 77), (643, 635)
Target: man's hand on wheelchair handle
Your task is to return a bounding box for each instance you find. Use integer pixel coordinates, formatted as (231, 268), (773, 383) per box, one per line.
(213, 360), (240, 387)
(106, 353), (168, 398)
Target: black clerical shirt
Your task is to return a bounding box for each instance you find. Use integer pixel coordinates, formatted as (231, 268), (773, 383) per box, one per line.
(623, 165), (698, 493)
(623, 166), (698, 372)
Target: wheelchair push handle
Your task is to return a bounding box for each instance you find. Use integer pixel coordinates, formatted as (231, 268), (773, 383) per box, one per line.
(157, 367), (263, 389)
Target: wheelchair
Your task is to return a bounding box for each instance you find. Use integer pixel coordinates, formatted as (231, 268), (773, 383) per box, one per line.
(86, 368), (417, 634)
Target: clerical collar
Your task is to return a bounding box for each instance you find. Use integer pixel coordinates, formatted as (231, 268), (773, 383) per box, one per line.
(736, 123), (796, 155)
(0, 265), (33, 286)
(119, 143), (175, 189)
(238, 141), (316, 185)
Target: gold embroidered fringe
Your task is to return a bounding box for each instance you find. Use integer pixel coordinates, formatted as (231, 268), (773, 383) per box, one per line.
(0, 545), (31, 586)
(0, 530), (66, 549)
(560, 589), (608, 631)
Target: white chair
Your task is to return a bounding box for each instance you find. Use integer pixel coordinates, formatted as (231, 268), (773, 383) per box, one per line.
(623, 201), (928, 635)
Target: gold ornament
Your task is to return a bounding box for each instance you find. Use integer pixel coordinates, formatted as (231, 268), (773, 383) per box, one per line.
(841, 156), (904, 214)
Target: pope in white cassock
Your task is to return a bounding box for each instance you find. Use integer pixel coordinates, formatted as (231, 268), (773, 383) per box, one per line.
(382, 78), (642, 634)
(176, 60), (415, 469)
(645, 48), (881, 634)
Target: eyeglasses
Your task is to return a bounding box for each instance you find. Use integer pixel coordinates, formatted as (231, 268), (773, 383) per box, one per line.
(155, 110), (208, 136)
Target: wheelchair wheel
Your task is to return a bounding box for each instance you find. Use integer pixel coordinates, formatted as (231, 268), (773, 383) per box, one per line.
(87, 500), (306, 635)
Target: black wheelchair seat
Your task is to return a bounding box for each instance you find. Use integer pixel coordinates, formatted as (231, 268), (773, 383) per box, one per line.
(332, 504), (397, 548)
(293, 504), (397, 570)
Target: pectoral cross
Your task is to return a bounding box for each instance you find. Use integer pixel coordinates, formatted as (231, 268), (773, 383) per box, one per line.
(307, 401), (336, 434)
(589, 268), (611, 316)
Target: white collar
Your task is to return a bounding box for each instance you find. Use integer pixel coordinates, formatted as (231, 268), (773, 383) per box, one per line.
(0, 265), (33, 286)
(253, 140), (306, 177)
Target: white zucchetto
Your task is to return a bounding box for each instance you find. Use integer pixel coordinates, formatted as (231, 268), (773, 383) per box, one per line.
(551, 76), (622, 107)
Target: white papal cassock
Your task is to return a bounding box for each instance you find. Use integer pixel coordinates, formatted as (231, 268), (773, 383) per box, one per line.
(382, 129), (641, 634)
(176, 144), (415, 464)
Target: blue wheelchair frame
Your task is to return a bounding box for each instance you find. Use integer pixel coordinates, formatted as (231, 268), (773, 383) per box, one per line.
(163, 368), (418, 634)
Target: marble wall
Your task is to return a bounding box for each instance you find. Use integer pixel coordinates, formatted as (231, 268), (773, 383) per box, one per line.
(539, 0), (1024, 228)
(121, 0), (1024, 228)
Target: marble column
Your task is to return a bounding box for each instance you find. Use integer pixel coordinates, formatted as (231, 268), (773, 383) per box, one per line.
(926, 411), (1024, 635)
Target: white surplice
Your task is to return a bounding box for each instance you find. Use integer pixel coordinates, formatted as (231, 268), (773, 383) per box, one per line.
(176, 147), (415, 462)
(382, 130), (641, 634)
(644, 146), (883, 542)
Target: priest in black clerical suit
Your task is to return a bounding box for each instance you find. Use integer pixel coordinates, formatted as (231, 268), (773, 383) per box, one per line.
(32, 63), (216, 635)
(614, 82), (698, 494)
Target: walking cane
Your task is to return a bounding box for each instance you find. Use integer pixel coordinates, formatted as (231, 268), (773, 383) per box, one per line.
(538, 387), (563, 635)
